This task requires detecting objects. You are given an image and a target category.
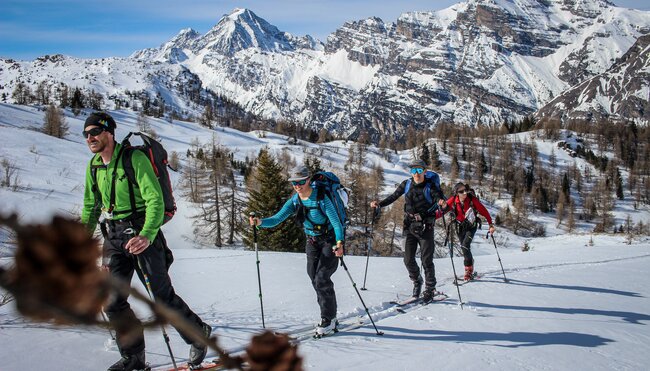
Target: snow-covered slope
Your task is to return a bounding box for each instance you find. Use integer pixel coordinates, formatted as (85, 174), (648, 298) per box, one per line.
(0, 234), (648, 370)
(1, 1), (649, 142)
(0, 102), (649, 369)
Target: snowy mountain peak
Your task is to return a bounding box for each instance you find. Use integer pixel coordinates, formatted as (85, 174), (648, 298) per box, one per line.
(196, 8), (300, 55)
(174, 28), (200, 41)
(130, 27), (200, 62)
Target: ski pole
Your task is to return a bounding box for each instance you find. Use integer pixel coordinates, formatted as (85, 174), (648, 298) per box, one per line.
(361, 207), (379, 290)
(442, 214), (463, 309)
(124, 228), (178, 371)
(338, 256), (384, 335)
(487, 232), (508, 282)
(100, 310), (117, 349)
(250, 212), (266, 328)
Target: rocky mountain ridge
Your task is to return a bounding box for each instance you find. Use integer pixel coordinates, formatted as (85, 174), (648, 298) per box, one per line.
(1, 1), (648, 141)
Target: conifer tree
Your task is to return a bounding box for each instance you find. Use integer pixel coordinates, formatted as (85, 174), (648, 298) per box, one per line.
(201, 103), (214, 128)
(304, 156), (323, 175)
(430, 143), (442, 172)
(566, 199), (576, 232)
(615, 167), (624, 200)
(450, 153), (460, 180)
(562, 172), (570, 197)
(35, 81), (50, 105)
(477, 150), (488, 184)
(419, 142), (431, 166)
(70, 88), (84, 115)
(243, 149), (304, 252)
(12, 82), (31, 105)
(42, 104), (68, 138)
(556, 193), (566, 227)
(345, 143), (370, 225)
(189, 141), (236, 247)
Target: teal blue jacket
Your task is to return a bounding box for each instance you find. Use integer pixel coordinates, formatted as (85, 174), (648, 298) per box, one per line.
(259, 188), (344, 242)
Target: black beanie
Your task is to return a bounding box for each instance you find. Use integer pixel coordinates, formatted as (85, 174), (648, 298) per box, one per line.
(84, 112), (116, 135)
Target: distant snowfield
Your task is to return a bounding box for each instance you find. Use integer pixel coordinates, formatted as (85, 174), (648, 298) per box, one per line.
(1, 103), (649, 370)
(0, 235), (649, 370)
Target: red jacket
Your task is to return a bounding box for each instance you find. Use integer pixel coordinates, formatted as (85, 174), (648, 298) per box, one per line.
(437, 194), (493, 225)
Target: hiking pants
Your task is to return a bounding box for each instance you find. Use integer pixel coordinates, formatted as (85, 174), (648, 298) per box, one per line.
(305, 234), (339, 321)
(103, 218), (205, 356)
(457, 222), (478, 267)
(403, 222), (436, 290)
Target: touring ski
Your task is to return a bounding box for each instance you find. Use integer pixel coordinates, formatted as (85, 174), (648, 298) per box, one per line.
(312, 319), (365, 340)
(390, 292), (448, 312)
(454, 272), (480, 286)
(389, 296), (420, 307)
(156, 360), (225, 371)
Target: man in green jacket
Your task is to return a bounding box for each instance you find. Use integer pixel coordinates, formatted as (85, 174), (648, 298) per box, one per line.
(81, 112), (210, 371)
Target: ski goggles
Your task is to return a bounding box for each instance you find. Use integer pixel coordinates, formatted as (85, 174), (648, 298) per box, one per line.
(457, 189), (467, 194)
(410, 167), (424, 175)
(82, 126), (106, 138)
(291, 179), (308, 186)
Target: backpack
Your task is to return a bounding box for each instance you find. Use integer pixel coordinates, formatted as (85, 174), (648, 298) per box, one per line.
(292, 171), (349, 233)
(404, 170), (444, 211)
(91, 131), (177, 224)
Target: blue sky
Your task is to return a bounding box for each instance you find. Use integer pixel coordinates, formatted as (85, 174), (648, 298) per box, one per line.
(1, 0), (648, 60)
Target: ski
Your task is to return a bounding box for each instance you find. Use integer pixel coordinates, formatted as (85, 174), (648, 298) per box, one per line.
(391, 292), (448, 313)
(400, 292), (448, 312)
(389, 296), (420, 307)
(454, 272), (480, 286)
(155, 360), (225, 371)
(311, 319), (365, 340)
(282, 317), (366, 342)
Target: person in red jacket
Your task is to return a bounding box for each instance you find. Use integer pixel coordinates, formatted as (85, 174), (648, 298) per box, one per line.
(438, 182), (495, 280)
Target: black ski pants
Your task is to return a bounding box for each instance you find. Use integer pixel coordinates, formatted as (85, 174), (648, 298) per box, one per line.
(403, 222), (436, 290)
(103, 218), (206, 357)
(305, 234), (339, 321)
(457, 222), (478, 267)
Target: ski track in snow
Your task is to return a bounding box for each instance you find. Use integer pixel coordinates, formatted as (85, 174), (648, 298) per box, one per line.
(3, 247), (640, 371)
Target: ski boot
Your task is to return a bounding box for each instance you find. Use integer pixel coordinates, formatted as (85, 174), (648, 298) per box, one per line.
(412, 277), (423, 298)
(107, 350), (148, 371)
(314, 317), (338, 338)
(188, 323), (212, 368)
(421, 287), (436, 304)
(464, 265), (474, 281)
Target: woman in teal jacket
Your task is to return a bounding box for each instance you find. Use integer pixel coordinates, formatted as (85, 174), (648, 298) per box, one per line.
(249, 166), (344, 337)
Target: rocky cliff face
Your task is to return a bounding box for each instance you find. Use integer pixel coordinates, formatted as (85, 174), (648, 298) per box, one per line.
(537, 34), (650, 124)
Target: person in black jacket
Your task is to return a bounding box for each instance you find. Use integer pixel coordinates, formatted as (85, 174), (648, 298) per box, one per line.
(370, 159), (446, 302)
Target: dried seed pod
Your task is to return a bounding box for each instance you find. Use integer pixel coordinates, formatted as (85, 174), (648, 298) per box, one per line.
(245, 331), (303, 371)
(5, 215), (109, 324)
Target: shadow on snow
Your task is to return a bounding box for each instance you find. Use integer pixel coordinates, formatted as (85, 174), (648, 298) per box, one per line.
(344, 326), (614, 348)
(470, 301), (650, 325)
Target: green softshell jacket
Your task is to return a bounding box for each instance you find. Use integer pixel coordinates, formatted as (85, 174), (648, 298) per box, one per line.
(81, 143), (164, 242)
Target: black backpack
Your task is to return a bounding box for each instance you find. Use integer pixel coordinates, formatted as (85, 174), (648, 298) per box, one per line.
(91, 132), (177, 224)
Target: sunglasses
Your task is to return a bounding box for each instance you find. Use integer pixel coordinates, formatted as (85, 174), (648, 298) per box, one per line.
(457, 189), (467, 194)
(291, 179), (308, 186)
(82, 127), (106, 138)
(410, 167), (424, 175)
